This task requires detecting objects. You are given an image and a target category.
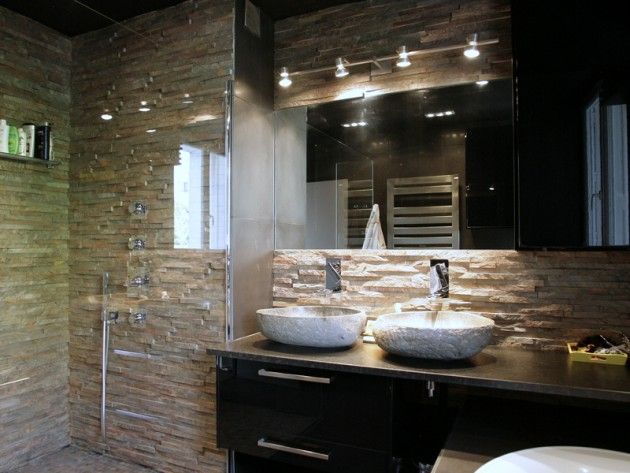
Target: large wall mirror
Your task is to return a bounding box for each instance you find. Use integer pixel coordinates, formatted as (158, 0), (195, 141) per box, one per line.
(274, 79), (514, 250)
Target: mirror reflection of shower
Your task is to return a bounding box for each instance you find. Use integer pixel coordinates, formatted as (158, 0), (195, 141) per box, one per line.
(174, 144), (227, 249)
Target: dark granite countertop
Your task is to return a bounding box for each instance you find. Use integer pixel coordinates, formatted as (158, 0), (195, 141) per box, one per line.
(207, 333), (630, 403)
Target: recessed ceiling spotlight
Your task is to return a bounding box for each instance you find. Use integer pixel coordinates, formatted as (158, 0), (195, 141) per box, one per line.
(139, 101), (151, 112)
(464, 33), (480, 59)
(342, 124), (351, 128)
(342, 121), (368, 128)
(425, 110), (455, 118)
(476, 80), (489, 86)
(351, 122), (359, 127)
(396, 45), (411, 68)
(335, 57), (349, 78)
(358, 121), (367, 126)
(146, 129), (156, 133)
(101, 112), (113, 121)
(278, 67), (292, 88)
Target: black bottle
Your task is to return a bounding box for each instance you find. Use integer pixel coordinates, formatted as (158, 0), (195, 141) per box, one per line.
(35, 122), (51, 160)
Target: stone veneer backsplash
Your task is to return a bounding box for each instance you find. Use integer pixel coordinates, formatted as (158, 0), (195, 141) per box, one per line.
(273, 250), (630, 350)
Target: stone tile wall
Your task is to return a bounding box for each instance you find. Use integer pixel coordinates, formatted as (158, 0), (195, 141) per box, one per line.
(274, 0), (512, 108)
(69, 1), (231, 472)
(0, 6), (72, 471)
(273, 250), (630, 350)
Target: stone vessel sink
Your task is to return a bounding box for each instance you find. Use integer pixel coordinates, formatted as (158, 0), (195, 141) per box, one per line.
(256, 306), (367, 348)
(372, 311), (494, 360)
(476, 446), (630, 473)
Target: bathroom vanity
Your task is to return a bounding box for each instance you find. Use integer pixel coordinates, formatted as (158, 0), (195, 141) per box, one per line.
(208, 334), (630, 472)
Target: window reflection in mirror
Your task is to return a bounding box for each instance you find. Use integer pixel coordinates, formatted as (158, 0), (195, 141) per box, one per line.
(274, 79), (514, 250)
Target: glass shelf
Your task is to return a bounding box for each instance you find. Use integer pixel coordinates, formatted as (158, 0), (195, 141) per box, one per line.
(0, 151), (59, 168)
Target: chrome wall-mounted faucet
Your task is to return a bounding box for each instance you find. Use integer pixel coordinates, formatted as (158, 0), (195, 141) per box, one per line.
(325, 258), (342, 292)
(429, 259), (449, 298)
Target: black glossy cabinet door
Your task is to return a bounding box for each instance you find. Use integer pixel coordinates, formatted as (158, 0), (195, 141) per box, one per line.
(217, 359), (393, 472)
(513, 0), (630, 248)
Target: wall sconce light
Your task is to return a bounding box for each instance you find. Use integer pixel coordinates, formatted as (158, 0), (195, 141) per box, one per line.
(278, 67), (292, 88)
(335, 57), (349, 78)
(138, 100), (151, 112)
(101, 111), (113, 121)
(396, 46), (411, 68)
(464, 33), (480, 58)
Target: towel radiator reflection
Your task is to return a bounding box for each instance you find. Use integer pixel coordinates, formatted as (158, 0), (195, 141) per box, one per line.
(386, 174), (460, 249)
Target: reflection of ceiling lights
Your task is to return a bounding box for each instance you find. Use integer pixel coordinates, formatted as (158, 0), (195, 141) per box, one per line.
(138, 100), (151, 112)
(100, 112), (113, 121)
(278, 67), (292, 88)
(464, 33), (480, 58)
(425, 110), (455, 118)
(396, 45), (411, 68)
(146, 129), (156, 133)
(476, 80), (489, 86)
(342, 121), (368, 128)
(335, 57), (349, 78)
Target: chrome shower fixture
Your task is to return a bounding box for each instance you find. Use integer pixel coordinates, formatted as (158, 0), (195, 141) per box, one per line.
(128, 310), (147, 327)
(128, 201), (148, 217)
(129, 274), (150, 287)
(128, 235), (147, 250)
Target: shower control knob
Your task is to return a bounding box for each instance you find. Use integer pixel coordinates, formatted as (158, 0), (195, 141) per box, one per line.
(129, 201), (148, 217)
(129, 311), (147, 326)
(128, 235), (147, 250)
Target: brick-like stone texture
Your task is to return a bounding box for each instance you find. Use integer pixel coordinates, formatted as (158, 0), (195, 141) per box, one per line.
(274, 0), (512, 108)
(274, 250), (630, 350)
(0, 6), (71, 471)
(14, 445), (153, 473)
(69, 1), (231, 472)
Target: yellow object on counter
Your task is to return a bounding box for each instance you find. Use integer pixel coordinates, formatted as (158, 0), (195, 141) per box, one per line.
(567, 343), (628, 366)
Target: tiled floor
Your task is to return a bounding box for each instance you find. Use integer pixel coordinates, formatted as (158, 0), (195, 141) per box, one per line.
(13, 446), (155, 473)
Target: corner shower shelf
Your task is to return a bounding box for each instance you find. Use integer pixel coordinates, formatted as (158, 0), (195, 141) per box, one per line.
(0, 151), (59, 168)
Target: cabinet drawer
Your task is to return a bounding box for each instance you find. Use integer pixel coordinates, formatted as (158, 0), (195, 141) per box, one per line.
(231, 434), (391, 473)
(218, 358), (392, 452)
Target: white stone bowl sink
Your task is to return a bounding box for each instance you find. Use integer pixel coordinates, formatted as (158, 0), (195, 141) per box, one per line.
(256, 306), (367, 348)
(476, 446), (630, 473)
(372, 311), (494, 360)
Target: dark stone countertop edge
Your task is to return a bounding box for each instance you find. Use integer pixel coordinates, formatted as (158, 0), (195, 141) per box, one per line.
(206, 334), (630, 404)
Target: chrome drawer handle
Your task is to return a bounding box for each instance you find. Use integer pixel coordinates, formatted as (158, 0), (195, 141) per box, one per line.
(257, 369), (332, 384)
(257, 438), (330, 461)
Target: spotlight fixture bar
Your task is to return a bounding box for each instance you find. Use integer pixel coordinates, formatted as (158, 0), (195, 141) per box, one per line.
(278, 37), (499, 80)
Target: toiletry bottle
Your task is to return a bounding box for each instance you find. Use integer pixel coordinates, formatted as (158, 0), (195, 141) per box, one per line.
(8, 126), (19, 155)
(18, 128), (27, 156)
(22, 123), (36, 158)
(35, 122), (51, 160)
(0, 119), (8, 153)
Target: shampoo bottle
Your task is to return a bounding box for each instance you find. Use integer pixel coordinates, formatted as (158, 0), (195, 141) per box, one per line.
(0, 119), (8, 153)
(18, 127), (27, 156)
(8, 126), (19, 155)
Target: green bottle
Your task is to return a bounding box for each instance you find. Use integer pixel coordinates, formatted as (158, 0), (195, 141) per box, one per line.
(8, 125), (19, 155)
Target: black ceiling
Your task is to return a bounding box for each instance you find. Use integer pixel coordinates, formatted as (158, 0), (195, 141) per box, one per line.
(0, 0), (186, 36)
(0, 0), (361, 36)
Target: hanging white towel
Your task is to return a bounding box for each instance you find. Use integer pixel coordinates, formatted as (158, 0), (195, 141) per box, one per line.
(362, 204), (387, 249)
